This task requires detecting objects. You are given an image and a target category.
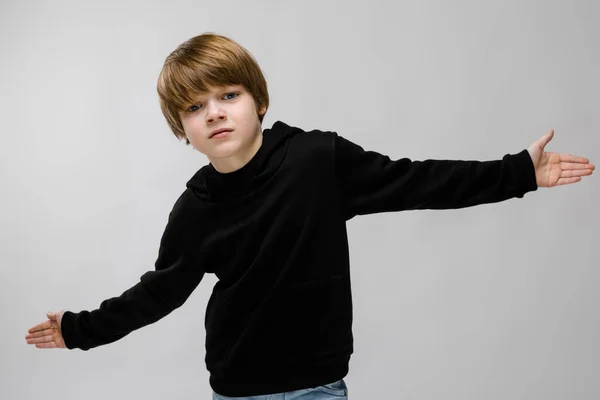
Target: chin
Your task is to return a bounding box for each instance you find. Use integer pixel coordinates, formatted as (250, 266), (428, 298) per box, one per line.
(208, 141), (243, 156)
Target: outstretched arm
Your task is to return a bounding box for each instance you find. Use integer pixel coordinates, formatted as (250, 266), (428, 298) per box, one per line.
(334, 128), (594, 220)
(25, 204), (205, 351)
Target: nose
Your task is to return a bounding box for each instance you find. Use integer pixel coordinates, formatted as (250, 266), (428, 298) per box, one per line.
(205, 102), (227, 124)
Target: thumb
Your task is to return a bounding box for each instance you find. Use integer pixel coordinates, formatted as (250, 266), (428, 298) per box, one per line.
(539, 128), (554, 148)
(47, 311), (55, 320)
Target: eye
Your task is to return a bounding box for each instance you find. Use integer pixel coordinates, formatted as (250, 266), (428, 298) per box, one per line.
(186, 92), (238, 113)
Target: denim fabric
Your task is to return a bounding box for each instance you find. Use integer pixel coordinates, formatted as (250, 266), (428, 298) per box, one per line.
(212, 379), (348, 399)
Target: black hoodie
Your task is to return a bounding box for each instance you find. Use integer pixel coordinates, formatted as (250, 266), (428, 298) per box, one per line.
(60, 120), (538, 396)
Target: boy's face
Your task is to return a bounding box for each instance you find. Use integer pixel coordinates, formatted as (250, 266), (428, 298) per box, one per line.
(178, 84), (266, 173)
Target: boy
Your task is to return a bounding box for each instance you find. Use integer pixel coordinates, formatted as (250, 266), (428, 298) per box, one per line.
(25, 32), (594, 399)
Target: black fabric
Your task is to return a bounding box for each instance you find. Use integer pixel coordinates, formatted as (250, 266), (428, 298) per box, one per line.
(60, 120), (538, 396)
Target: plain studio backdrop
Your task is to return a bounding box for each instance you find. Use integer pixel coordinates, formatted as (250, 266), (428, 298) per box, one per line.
(2, 1), (598, 399)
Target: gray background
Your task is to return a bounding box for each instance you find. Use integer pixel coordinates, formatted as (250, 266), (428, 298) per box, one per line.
(3, 0), (599, 399)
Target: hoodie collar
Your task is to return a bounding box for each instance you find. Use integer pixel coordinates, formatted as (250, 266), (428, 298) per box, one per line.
(186, 120), (300, 202)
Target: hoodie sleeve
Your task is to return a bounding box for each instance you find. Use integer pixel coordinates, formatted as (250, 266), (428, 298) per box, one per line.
(60, 209), (205, 351)
(333, 133), (538, 220)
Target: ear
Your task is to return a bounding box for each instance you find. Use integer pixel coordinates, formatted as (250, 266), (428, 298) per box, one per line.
(258, 105), (267, 116)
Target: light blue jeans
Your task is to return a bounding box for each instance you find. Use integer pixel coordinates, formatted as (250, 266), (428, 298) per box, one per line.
(212, 379), (348, 399)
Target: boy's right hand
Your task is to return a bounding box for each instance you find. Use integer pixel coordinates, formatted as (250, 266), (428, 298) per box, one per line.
(25, 310), (66, 349)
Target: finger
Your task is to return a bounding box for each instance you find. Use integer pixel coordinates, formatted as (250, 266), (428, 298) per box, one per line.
(25, 328), (54, 339)
(559, 162), (596, 170)
(562, 169), (594, 178)
(35, 342), (58, 349)
(557, 177), (581, 186)
(27, 320), (52, 333)
(559, 154), (591, 164)
(26, 334), (55, 344)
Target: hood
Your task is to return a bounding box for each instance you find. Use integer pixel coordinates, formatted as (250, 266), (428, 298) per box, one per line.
(185, 120), (302, 202)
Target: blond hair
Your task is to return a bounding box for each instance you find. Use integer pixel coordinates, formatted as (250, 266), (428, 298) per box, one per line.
(157, 33), (270, 145)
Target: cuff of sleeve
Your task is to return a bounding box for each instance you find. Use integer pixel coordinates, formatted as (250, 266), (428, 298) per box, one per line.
(60, 311), (77, 350)
(513, 149), (538, 194)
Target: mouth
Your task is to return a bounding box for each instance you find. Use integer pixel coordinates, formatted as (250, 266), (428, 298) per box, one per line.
(209, 129), (233, 139)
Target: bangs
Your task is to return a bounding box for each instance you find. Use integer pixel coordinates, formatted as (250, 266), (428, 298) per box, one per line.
(158, 61), (241, 112)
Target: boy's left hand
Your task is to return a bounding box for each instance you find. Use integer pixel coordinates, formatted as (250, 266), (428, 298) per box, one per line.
(527, 129), (595, 188)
